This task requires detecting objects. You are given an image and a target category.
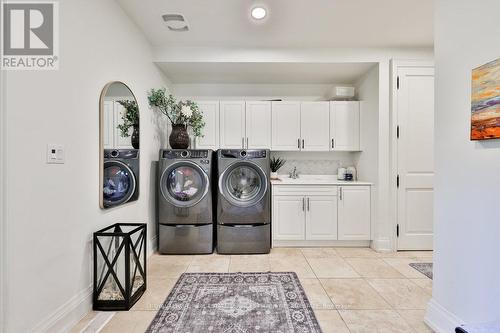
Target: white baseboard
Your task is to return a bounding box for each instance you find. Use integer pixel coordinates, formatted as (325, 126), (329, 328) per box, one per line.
(32, 234), (158, 333)
(272, 240), (370, 247)
(371, 238), (393, 252)
(32, 285), (93, 333)
(425, 298), (463, 333)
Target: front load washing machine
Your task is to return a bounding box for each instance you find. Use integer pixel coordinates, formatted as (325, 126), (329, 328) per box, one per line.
(158, 149), (214, 254)
(103, 149), (139, 208)
(217, 149), (271, 254)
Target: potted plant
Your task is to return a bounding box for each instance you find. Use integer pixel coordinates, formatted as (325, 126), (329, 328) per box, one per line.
(116, 99), (139, 149)
(148, 88), (205, 149)
(270, 156), (286, 179)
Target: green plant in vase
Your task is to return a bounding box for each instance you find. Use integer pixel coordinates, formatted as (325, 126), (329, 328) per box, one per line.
(147, 88), (205, 149)
(270, 156), (286, 179)
(116, 99), (139, 149)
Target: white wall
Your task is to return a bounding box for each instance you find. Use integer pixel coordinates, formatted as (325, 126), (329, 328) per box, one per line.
(2, 0), (170, 332)
(426, 0), (500, 331)
(354, 66), (380, 243)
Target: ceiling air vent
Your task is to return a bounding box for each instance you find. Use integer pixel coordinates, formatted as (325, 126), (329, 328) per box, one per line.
(162, 14), (189, 32)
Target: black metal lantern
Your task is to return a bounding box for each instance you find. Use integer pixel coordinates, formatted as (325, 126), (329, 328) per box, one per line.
(93, 223), (146, 310)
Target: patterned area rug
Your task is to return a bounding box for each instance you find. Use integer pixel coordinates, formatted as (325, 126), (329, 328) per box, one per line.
(147, 272), (322, 333)
(409, 263), (433, 279)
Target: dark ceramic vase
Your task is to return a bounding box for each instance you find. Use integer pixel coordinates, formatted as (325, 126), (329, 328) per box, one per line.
(169, 124), (190, 149)
(131, 124), (140, 149)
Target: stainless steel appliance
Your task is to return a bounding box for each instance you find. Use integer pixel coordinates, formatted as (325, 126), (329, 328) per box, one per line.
(103, 149), (139, 208)
(217, 149), (271, 254)
(158, 149), (214, 254)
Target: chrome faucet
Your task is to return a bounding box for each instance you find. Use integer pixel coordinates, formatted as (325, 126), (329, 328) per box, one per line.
(289, 166), (299, 179)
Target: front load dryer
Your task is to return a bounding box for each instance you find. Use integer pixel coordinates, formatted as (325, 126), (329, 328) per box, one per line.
(217, 149), (271, 254)
(158, 149), (214, 254)
(103, 149), (139, 208)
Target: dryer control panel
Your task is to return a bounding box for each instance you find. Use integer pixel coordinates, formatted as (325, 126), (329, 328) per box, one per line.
(220, 149), (267, 159)
(162, 150), (210, 159)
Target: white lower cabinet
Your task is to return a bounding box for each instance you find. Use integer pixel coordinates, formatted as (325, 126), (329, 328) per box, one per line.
(305, 196), (338, 240)
(338, 186), (371, 240)
(273, 196), (306, 240)
(272, 185), (371, 244)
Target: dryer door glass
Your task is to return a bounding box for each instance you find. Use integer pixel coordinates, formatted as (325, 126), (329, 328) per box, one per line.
(221, 162), (267, 207)
(161, 162), (209, 208)
(103, 161), (136, 207)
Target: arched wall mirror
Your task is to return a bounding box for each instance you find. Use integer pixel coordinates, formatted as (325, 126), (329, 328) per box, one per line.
(99, 81), (140, 209)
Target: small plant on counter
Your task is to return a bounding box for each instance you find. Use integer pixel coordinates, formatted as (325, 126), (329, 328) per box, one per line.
(116, 100), (139, 137)
(270, 157), (286, 179)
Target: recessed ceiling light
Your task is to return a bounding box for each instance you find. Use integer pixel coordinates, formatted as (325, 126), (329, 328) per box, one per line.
(251, 7), (267, 20)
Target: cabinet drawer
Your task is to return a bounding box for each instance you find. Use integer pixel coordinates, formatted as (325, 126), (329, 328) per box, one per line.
(272, 185), (338, 196)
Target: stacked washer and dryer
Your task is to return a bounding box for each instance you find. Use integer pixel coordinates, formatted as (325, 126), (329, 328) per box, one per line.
(157, 149), (271, 255)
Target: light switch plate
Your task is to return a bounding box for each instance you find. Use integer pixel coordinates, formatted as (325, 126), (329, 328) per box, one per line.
(47, 144), (65, 164)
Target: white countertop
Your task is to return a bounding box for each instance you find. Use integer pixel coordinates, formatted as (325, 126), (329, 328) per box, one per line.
(271, 174), (372, 186)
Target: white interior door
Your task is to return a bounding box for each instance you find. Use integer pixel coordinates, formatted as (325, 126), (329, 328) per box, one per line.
(195, 101), (219, 150)
(271, 101), (301, 151)
(246, 101), (271, 149)
(338, 186), (371, 241)
(396, 66), (435, 250)
(305, 196), (338, 240)
(272, 196), (306, 240)
(220, 101), (245, 149)
(300, 102), (330, 151)
(330, 101), (360, 151)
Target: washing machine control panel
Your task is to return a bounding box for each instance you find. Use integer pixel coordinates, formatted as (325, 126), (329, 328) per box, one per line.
(162, 150), (210, 159)
(220, 149), (267, 159)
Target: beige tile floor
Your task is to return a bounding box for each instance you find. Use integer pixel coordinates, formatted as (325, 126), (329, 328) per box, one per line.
(72, 247), (434, 333)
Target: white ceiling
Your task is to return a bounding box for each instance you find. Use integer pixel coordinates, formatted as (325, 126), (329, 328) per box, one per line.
(157, 62), (376, 84)
(117, 0), (434, 48)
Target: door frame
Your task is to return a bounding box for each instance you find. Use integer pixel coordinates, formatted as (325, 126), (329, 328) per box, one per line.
(390, 60), (435, 251)
(0, 63), (7, 332)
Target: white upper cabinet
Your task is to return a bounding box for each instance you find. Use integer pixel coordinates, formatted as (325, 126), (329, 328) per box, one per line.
(220, 101), (246, 149)
(245, 101), (271, 149)
(330, 101), (360, 151)
(195, 101), (219, 150)
(102, 101), (114, 149)
(300, 102), (330, 151)
(338, 186), (371, 240)
(272, 101), (301, 151)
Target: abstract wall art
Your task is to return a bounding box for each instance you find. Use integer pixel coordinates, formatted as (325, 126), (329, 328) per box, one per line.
(471, 58), (500, 140)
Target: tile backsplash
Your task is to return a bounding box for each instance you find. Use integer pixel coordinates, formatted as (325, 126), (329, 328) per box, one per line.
(270, 151), (355, 175)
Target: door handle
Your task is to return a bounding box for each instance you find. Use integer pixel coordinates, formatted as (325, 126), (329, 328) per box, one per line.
(298, 138), (300, 149)
(302, 197), (305, 211)
(246, 137), (249, 148)
(307, 197), (310, 211)
(302, 139), (304, 149)
(339, 187), (343, 200)
(331, 138), (334, 149)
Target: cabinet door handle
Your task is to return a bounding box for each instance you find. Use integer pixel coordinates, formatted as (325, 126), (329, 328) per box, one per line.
(339, 187), (343, 200)
(298, 138), (300, 149)
(307, 197), (310, 211)
(331, 138), (334, 149)
(302, 139), (305, 149)
(246, 137), (249, 148)
(302, 197), (305, 211)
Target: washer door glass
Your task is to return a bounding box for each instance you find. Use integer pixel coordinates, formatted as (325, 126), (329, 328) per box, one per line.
(221, 163), (267, 206)
(161, 162), (209, 207)
(103, 161), (136, 207)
